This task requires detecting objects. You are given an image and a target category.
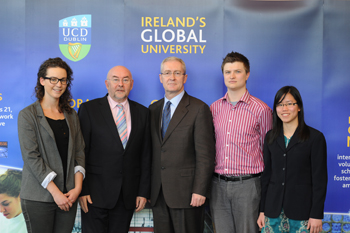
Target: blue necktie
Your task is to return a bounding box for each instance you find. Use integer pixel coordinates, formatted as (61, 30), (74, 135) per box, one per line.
(162, 101), (171, 139)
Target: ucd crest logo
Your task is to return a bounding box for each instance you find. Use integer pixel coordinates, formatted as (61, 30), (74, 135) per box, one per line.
(59, 15), (91, 62)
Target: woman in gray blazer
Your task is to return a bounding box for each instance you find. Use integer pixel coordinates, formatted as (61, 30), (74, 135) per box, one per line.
(17, 57), (85, 233)
(257, 86), (327, 233)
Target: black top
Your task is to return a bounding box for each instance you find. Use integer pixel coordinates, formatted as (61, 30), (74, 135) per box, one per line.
(46, 117), (69, 192)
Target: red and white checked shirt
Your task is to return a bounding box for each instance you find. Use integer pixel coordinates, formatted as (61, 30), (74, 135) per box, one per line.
(210, 91), (272, 176)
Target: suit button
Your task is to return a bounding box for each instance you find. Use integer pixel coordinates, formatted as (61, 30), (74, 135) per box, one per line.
(283, 154), (286, 157)
(282, 168), (285, 171)
(161, 167), (165, 170)
(282, 182), (285, 186)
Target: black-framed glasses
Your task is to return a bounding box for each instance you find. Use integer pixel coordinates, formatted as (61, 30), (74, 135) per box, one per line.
(44, 77), (69, 85)
(277, 102), (298, 108)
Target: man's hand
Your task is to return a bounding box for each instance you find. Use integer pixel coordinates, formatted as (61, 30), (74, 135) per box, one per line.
(135, 196), (147, 212)
(307, 218), (322, 233)
(190, 193), (206, 207)
(79, 195), (93, 213)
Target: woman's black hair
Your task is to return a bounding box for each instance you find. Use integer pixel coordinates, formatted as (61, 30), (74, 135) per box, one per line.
(267, 86), (310, 144)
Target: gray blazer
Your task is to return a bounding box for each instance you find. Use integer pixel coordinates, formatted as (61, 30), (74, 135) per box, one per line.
(18, 100), (85, 202)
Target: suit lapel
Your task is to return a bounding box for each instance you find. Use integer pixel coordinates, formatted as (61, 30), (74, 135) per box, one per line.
(35, 101), (55, 141)
(99, 96), (121, 144)
(286, 127), (300, 151)
(126, 99), (138, 151)
(277, 126), (300, 152)
(64, 111), (74, 177)
(162, 92), (189, 144)
(154, 99), (164, 144)
(276, 128), (285, 151)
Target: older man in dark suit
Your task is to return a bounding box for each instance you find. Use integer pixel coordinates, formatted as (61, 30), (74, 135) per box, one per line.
(149, 57), (215, 233)
(78, 66), (151, 233)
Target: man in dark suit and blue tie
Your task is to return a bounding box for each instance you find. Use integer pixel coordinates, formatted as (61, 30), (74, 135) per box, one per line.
(149, 57), (216, 233)
(78, 66), (151, 233)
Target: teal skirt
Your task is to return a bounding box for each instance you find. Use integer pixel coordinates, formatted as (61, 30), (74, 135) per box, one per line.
(262, 209), (309, 233)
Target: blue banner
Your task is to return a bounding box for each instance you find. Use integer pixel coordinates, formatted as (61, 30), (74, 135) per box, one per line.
(1, 0), (350, 232)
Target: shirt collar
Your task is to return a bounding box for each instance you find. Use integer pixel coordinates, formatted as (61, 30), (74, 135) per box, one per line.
(107, 94), (129, 110)
(164, 90), (185, 109)
(222, 90), (251, 105)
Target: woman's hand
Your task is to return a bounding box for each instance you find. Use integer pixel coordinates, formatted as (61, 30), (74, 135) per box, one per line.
(65, 171), (83, 204)
(52, 190), (73, 211)
(65, 187), (81, 204)
(257, 212), (265, 229)
(307, 218), (322, 233)
(47, 181), (72, 211)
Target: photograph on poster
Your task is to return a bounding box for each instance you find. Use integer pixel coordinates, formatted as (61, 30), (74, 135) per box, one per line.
(0, 142), (8, 158)
(0, 166), (26, 233)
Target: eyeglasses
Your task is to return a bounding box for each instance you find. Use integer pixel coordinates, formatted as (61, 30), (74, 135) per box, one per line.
(277, 102), (298, 108)
(109, 78), (131, 84)
(161, 71), (185, 77)
(44, 77), (69, 85)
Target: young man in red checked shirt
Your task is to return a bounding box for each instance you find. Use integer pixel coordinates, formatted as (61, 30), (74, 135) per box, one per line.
(209, 52), (273, 233)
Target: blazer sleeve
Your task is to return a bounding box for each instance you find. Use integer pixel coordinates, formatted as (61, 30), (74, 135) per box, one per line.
(72, 110), (85, 171)
(192, 103), (216, 196)
(260, 132), (272, 212)
(309, 131), (328, 219)
(137, 109), (151, 198)
(18, 109), (54, 185)
(78, 103), (92, 196)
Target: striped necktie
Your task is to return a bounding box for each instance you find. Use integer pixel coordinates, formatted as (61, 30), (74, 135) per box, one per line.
(116, 104), (127, 148)
(162, 101), (171, 139)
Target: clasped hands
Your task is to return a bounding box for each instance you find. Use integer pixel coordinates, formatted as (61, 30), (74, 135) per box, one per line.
(52, 188), (81, 212)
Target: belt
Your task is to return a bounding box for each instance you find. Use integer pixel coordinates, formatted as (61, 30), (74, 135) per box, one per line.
(214, 172), (261, 182)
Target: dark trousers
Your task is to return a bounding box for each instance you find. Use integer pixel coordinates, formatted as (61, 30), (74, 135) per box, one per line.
(152, 189), (205, 233)
(81, 191), (134, 233)
(21, 198), (77, 233)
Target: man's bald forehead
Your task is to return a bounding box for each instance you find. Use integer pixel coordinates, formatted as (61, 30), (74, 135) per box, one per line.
(107, 66), (132, 79)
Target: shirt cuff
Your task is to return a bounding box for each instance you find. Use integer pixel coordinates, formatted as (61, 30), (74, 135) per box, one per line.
(41, 171), (57, 189)
(75, 165), (86, 179)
